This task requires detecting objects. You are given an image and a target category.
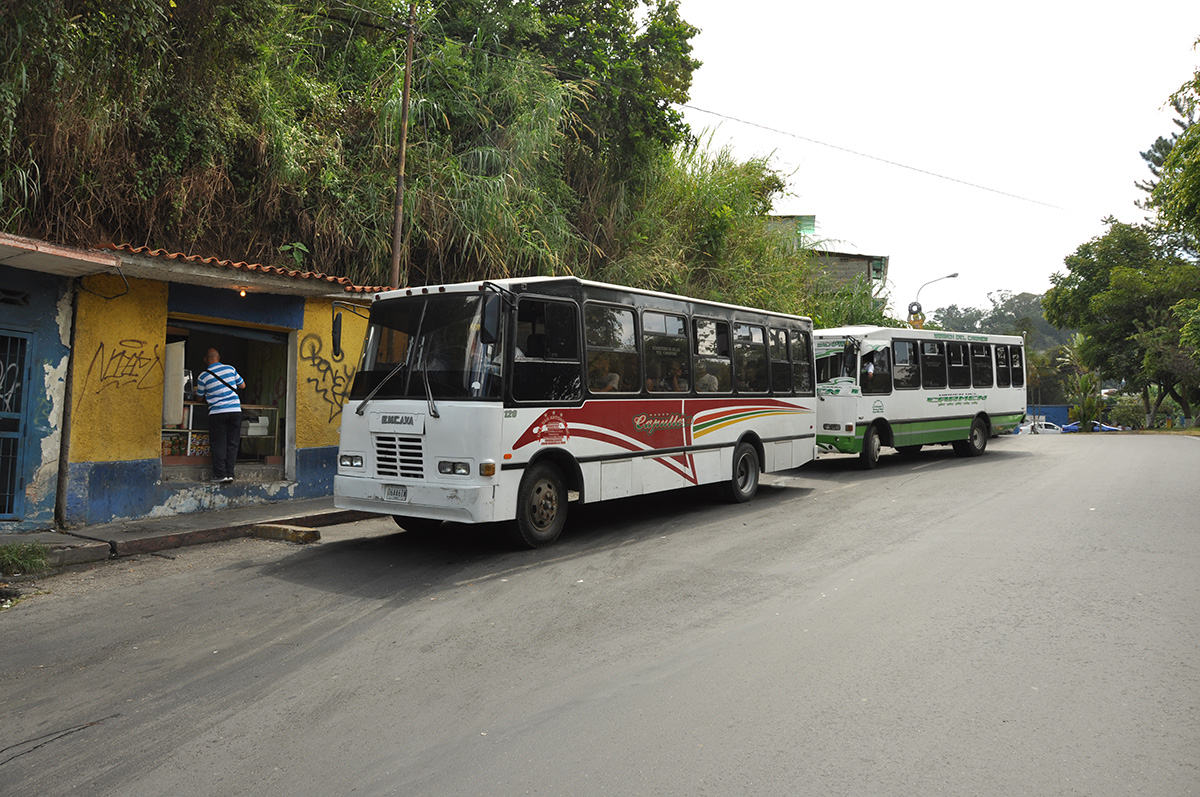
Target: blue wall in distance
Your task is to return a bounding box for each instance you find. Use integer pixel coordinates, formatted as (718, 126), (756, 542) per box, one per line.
(168, 284), (304, 329)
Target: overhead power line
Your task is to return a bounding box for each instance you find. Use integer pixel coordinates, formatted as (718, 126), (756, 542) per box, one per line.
(679, 103), (1064, 210)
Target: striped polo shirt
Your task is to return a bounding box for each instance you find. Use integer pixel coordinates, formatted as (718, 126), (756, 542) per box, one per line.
(196, 363), (245, 414)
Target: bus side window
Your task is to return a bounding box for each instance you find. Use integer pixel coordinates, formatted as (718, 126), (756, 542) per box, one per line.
(645, 311), (690, 393)
(947, 342), (971, 387)
(694, 318), (730, 392)
(861, 348), (891, 395)
(585, 302), (639, 394)
(970, 343), (993, 387)
(769, 328), (791, 394)
(513, 298), (583, 402)
(1009, 345), (1025, 388)
(892, 340), (920, 389)
(734, 323), (768, 393)
(792, 330), (814, 396)
(995, 344), (1011, 388)
(921, 341), (947, 389)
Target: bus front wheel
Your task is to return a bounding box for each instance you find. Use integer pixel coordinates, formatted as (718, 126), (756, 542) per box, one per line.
(726, 442), (760, 503)
(953, 417), (988, 458)
(859, 425), (882, 470)
(511, 461), (567, 548)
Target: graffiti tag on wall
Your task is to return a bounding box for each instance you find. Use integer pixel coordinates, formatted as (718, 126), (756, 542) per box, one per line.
(76, 339), (162, 411)
(0, 362), (21, 413)
(300, 333), (356, 422)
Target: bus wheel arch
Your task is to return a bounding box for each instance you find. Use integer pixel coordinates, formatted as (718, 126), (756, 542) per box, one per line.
(953, 414), (989, 457)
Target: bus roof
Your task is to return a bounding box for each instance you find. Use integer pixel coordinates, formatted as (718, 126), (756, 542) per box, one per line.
(814, 325), (1024, 345)
(370, 276), (813, 325)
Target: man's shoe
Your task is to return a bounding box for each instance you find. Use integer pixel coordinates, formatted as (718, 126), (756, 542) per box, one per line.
(222, 476), (234, 483)
(210, 477), (227, 484)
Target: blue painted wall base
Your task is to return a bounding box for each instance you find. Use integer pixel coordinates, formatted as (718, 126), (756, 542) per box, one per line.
(62, 446), (339, 528)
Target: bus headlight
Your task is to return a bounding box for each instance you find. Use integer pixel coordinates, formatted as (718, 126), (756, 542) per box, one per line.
(339, 454), (364, 468)
(438, 461), (471, 476)
(479, 462), (496, 477)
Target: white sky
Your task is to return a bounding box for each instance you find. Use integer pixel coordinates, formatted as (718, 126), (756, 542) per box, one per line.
(676, 1), (1200, 316)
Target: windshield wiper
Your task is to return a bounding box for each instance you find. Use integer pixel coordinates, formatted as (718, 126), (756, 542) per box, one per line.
(420, 342), (440, 419)
(354, 360), (409, 416)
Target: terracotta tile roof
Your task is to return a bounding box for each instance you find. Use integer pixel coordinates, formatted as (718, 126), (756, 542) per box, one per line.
(102, 243), (389, 293)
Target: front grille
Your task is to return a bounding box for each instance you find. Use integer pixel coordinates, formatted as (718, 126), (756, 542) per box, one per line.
(375, 435), (424, 479)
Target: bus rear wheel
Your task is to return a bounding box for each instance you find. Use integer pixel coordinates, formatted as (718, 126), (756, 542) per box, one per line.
(725, 442), (760, 503)
(511, 461), (567, 548)
(859, 425), (882, 470)
(953, 417), (988, 457)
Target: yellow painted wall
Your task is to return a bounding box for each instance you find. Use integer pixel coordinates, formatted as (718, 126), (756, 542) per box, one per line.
(70, 274), (167, 463)
(295, 297), (368, 449)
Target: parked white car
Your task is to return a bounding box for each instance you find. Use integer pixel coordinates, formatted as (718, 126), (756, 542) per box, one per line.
(1018, 421), (1063, 435)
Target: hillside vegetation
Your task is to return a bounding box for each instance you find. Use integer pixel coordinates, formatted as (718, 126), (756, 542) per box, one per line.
(1, 0), (891, 324)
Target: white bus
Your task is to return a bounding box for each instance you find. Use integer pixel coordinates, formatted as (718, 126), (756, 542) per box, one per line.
(333, 277), (818, 547)
(813, 325), (1026, 468)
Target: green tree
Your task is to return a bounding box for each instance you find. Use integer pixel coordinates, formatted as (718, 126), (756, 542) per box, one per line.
(1057, 333), (1103, 431)
(1044, 220), (1200, 426)
(1153, 41), (1200, 241)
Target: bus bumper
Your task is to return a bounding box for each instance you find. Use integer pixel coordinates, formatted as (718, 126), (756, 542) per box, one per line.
(334, 475), (499, 524)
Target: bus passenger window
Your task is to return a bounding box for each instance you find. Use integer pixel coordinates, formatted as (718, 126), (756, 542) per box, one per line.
(947, 342), (971, 387)
(1009, 346), (1025, 388)
(996, 344), (1011, 387)
(861, 348), (891, 395)
(645, 311), (690, 393)
(970, 343), (993, 387)
(694, 318), (731, 392)
(585, 303), (639, 394)
(734, 323), (768, 393)
(892, 340), (920, 389)
(921, 341), (947, 389)
(792, 331), (814, 396)
(513, 298), (582, 402)
(769, 328), (791, 394)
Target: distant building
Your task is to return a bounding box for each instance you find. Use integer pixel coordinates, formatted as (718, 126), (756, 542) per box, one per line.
(766, 215), (889, 292)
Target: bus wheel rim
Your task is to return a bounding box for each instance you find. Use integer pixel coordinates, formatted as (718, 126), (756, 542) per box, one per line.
(530, 479), (558, 529)
(736, 455), (753, 491)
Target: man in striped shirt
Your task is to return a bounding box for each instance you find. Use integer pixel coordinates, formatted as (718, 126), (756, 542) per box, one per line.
(195, 348), (246, 484)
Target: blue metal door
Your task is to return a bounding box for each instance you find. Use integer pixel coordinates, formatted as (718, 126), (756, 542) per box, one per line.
(0, 331), (30, 519)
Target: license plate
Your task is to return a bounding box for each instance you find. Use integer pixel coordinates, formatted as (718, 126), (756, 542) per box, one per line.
(384, 485), (408, 502)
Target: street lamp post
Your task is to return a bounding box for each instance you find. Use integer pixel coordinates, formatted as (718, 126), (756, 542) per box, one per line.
(907, 272), (958, 328)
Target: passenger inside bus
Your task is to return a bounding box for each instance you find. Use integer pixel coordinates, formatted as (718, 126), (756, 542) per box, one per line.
(589, 354), (621, 392)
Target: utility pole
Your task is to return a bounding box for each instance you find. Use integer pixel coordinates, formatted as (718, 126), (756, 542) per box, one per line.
(387, 0), (418, 291)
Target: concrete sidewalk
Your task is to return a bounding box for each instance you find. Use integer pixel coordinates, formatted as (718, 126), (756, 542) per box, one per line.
(5, 498), (376, 570)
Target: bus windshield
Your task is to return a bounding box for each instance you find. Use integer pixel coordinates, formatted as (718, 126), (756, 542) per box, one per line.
(349, 293), (504, 401)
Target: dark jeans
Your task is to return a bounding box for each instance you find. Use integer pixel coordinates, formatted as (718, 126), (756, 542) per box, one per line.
(208, 411), (242, 479)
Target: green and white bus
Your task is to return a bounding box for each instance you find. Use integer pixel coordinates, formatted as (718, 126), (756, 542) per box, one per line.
(814, 326), (1026, 468)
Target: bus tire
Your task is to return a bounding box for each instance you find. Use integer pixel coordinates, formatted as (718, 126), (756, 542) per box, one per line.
(859, 425), (882, 470)
(391, 516), (444, 534)
(511, 461), (567, 548)
(726, 441), (760, 503)
(953, 417), (988, 457)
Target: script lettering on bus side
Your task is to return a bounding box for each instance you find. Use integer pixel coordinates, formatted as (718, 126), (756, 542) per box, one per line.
(632, 412), (692, 435)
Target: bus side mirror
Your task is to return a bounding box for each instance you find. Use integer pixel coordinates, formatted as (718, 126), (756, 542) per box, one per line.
(332, 311), (343, 359)
(480, 296), (500, 345)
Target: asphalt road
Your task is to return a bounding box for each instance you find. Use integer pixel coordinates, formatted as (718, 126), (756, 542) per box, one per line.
(3, 434), (1198, 796)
